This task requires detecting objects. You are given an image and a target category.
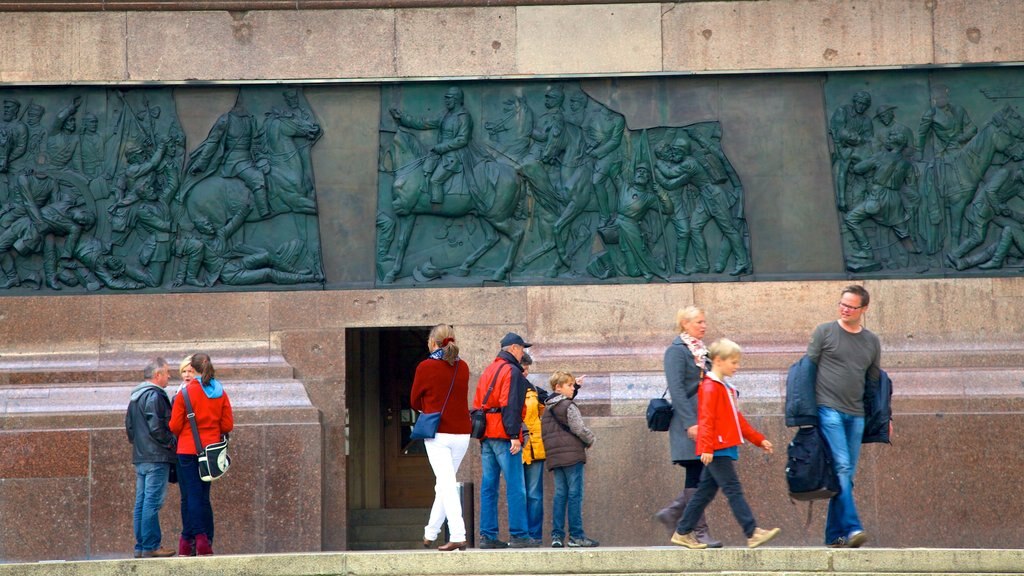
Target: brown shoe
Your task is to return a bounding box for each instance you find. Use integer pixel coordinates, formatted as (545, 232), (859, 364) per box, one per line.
(141, 547), (176, 558)
(747, 527), (781, 548)
(670, 531), (708, 549)
(437, 541), (467, 551)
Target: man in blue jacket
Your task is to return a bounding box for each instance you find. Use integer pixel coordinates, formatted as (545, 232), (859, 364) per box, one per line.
(807, 285), (880, 548)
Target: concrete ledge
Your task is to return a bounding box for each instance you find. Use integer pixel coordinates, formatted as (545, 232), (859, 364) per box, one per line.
(3, 548), (1024, 575)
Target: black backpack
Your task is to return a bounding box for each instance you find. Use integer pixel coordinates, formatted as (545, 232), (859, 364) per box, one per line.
(785, 426), (839, 501)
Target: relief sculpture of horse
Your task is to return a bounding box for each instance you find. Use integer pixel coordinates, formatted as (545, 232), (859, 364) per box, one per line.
(382, 127), (526, 284)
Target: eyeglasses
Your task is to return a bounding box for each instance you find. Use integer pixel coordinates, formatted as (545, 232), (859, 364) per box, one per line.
(838, 302), (865, 311)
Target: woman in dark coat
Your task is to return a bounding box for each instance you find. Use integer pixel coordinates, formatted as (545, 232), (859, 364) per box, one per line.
(654, 306), (722, 547)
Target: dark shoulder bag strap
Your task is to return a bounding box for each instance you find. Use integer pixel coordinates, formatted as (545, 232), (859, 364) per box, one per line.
(181, 388), (206, 456)
(480, 363), (510, 409)
(439, 361), (459, 414)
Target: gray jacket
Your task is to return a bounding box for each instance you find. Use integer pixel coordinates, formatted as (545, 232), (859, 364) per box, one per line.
(664, 336), (706, 462)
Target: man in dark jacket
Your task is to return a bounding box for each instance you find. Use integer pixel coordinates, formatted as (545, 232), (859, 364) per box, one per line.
(472, 332), (537, 549)
(125, 357), (177, 558)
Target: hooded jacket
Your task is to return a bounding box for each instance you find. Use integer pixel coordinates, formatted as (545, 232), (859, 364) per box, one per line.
(125, 382), (176, 464)
(169, 377), (234, 455)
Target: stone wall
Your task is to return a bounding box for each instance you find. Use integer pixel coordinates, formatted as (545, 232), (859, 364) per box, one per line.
(2, 0), (1024, 559)
(2, 2), (1023, 83)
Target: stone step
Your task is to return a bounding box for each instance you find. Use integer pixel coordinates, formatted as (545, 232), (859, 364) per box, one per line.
(0, 343), (296, 386)
(530, 339), (1024, 374)
(349, 508), (431, 526)
(349, 508), (431, 550)
(0, 548), (1023, 576)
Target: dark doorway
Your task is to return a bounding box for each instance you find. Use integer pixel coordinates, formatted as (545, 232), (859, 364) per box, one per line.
(345, 327), (436, 549)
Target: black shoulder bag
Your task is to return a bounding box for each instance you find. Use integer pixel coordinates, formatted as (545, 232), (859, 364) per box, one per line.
(471, 364), (509, 439)
(182, 388), (231, 482)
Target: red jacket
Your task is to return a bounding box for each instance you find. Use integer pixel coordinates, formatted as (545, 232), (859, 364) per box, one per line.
(169, 379), (234, 455)
(695, 373), (765, 456)
(410, 358), (472, 435)
(472, 353), (527, 440)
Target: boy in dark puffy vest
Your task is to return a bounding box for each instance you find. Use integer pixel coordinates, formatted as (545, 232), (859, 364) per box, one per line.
(542, 371), (598, 548)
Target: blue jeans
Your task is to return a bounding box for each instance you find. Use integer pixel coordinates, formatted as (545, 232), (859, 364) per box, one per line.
(178, 455), (215, 540)
(524, 460), (545, 540)
(818, 406), (865, 544)
(133, 462), (170, 552)
(551, 462), (585, 540)
(479, 439), (528, 540)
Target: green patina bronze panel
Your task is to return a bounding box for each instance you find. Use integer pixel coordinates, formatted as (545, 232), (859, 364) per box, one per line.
(377, 80), (754, 286)
(825, 69), (1024, 275)
(4, 68), (1024, 295)
(0, 87), (325, 293)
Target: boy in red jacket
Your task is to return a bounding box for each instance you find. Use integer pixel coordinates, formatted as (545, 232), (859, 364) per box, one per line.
(670, 338), (781, 549)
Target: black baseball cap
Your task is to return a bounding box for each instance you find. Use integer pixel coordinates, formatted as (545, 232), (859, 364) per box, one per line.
(499, 332), (532, 348)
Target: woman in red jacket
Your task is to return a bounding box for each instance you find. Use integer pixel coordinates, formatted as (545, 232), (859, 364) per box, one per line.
(410, 324), (472, 551)
(169, 353), (234, 556)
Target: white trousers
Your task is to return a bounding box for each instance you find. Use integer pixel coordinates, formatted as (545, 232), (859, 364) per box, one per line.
(423, 432), (471, 542)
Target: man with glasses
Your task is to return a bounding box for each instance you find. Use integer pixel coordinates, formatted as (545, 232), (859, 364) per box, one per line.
(807, 285), (880, 548)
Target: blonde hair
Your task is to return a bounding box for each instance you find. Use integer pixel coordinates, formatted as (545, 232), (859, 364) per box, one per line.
(179, 354), (194, 376)
(676, 306), (704, 333)
(707, 338), (742, 361)
(428, 324), (459, 365)
(549, 370), (575, 390)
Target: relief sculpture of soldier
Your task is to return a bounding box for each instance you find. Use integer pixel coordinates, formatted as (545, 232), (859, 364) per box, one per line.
(181, 97), (271, 218)
(567, 90), (625, 228)
(0, 99), (29, 178)
(389, 87), (489, 205)
(381, 85), (525, 284)
(613, 163), (673, 281)
(24, 103), (47, 166)
(45, 97), (84, 172)
(916, 84), (978, 247)
(0, 169), (91, 290)
(844, 128), (922, 271)
(517, 86), (572, 273)
(654, 135), (699, 275)
(517, 85), (596, 277)
(108, 139), (175, 287)
(653, 134), (750, 276)
(830, 91), (874, 213)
